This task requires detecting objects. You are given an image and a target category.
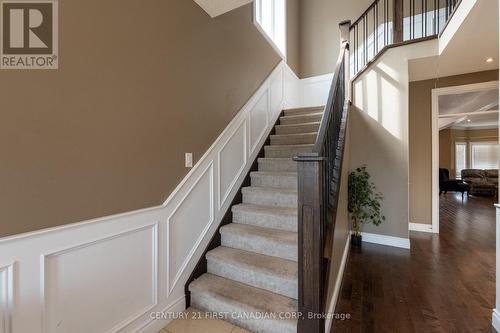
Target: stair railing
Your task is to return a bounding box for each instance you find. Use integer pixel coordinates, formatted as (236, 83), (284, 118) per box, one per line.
(350, 0), (462, 78)
(294, 21), (351, 333)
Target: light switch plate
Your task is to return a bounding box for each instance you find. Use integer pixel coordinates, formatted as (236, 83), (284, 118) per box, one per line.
(185, 153), (193, 168)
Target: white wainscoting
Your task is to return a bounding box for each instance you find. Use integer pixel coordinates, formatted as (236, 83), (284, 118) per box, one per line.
(0, 61), (301, 333)
(0, 264), (13, 333)
(300, 73), (334, 107)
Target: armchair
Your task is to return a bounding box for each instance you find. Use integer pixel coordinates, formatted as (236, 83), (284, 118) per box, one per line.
(439, 168), (469, 200)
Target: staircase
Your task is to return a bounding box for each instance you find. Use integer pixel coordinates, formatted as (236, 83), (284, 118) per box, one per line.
(188, 106), (324, 333)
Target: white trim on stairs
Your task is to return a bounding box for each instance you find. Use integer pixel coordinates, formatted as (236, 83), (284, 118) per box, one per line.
(361, 232), (411, 249)
(325, 234), (350, 333)
(493, 309), (500, 332)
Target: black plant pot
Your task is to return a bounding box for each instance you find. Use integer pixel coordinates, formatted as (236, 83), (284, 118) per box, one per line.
(351, 234), (362, 247)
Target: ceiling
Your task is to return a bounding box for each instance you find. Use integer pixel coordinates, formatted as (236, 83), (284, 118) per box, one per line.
(193, 0), (252, 18)
(451, 112), (499, 129)
(409, 0), (499, 81)
(438, 88), (499, 115)
(438, 87), (499, 130)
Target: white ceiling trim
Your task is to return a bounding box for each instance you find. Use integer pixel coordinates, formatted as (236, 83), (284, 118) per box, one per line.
(194, 0), (253, 18)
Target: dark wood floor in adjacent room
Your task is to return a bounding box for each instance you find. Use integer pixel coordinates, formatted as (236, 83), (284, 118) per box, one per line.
(332, 194), (496, 332)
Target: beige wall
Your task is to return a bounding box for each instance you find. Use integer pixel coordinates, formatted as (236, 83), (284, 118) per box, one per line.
(0, 1), (281, 238)
(351, 40), (438, 239)
(286, 0), (301, 76)
(409, 70), (499, 225)
(439, 128), (499, 176)
(299, 0), (372, 78)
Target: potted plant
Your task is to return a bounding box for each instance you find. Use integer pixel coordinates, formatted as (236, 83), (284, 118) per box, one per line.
(348, 166), (385, 246)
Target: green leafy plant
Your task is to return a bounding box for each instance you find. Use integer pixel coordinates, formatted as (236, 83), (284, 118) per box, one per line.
(348, 166), (385, 236)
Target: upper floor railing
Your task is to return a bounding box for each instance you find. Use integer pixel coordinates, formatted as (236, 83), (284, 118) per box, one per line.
(294, 21), (351, 333)
(351, 0), (462, 77)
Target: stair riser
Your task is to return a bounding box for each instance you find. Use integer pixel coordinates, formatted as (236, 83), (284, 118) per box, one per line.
(271, 134), (316, 145)
(275, 123), (320, 135)
(284, 108), (324, 116)
(251, 174), (297, 190)
(232, 210), (297, 232)
(207, 258), (298, 299)
(243, 190), (297, 208)
(265, 146), (313, 158)
(258, 159), (297, 172)
(221, 232), (298, 261)
(191, 293), (296, 333)
(280, 114), (322, 125)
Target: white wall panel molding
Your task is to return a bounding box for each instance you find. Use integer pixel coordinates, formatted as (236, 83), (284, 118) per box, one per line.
(270, 69), (284, 115)
(218, 121), (248, 209)
(167, 162), (214, 296)
(301, 73), (334, 107)
(0, 61), (300, 333)
(0, 263), (13, 333)
(40, 223), (158, 333)
(283, 65), (301, 108)
(249, 91), (269, 154)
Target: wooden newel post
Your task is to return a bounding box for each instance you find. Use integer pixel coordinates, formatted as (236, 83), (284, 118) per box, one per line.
(339, 20), (351, 101)
(295, 153), (324, 333)
(339, 20), (351, 44)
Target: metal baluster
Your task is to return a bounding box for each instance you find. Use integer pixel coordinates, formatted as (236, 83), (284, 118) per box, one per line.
(424, 0), (427, 37)
(438, 0), (441, 32)
(412, 0), (415, 39)
(364, 16), (367, 66)
(384, 0), (387, 46)
(434, 0), (437, 35)
(356, 24), (358, 72)
(373, 6), (376, 59)
(420, 0), (424, 37)
(376, 1), (379, 53)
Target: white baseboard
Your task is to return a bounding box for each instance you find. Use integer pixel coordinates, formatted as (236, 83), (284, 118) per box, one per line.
(409, 223), (434, 233)
(325, 234), (350, 333)
(139, 296), (185, 333)
(493, 309), (500, 332)
(361, 232), (411, 249)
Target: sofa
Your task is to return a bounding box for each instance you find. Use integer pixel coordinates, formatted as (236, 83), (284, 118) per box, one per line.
(461, 169), (498, 196)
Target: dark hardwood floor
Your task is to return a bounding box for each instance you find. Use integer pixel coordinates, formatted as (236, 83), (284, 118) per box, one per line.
(332, 193), (496, 332)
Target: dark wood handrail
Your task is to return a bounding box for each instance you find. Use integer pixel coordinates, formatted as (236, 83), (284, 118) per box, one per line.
(313, 42), (349, 154)
(351, 0), (380, 27)
(295, 21), (351, 333)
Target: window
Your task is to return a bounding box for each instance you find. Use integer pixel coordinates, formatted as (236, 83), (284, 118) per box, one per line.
(455, 143), (466, 179)
(471, 142), (499, 170)
(254, 0), (286, 58)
